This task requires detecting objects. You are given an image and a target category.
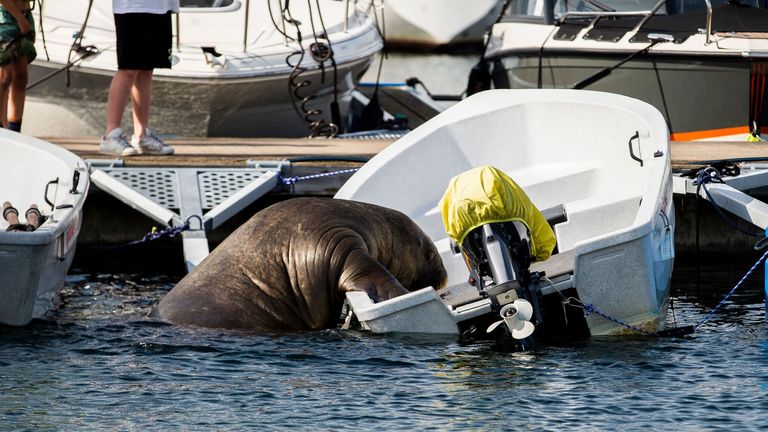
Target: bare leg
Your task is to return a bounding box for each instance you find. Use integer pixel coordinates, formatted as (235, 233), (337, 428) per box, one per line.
(25, 204), (40, 229)
(7, 58), (28, 125)
(2, 201), (19, 225)
(0, 65), (13, 127)
(130, 69), (153, 138)
(105, 69), (139, 133)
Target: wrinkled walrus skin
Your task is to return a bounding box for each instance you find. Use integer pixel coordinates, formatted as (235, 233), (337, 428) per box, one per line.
(154, 197), (448, 331)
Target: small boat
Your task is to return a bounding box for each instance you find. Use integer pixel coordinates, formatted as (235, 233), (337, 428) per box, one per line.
(0, 131), (89, 326)
(473, 0), (768, 141)
(380, 0), (504, 48)
(337, 89), (675, 342)
(26, 0), (382, 137)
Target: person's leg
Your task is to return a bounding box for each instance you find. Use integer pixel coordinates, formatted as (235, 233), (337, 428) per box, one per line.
(25, 204), (40, 229)
(7, 57), (28, 131)
(0, 64), (12, 127)
(105, 68), (138, 134)
(2, 201), (18, 224)
(130, 69), (153, 138)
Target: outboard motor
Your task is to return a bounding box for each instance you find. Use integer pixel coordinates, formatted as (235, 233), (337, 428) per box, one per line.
(440, 165), (558, 348)
(459, 221), (542, 347)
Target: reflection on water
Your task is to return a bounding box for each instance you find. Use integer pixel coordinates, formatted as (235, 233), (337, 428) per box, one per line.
(2, 258), (768, 429)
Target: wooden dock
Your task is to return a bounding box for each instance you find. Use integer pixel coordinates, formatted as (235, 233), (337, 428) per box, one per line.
(43, 136), (768, 170)
(45, 136), (397, 167)
(45, 134), (768, 270)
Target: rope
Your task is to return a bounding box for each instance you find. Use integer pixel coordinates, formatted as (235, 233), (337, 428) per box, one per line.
(279, 167), (358, 186)
(564, 245), (768, 336)
(564, 297), (658, 336)
(694, 246), (768, 330)
(693, 167), (764, 239)
(98, 217), (200, 253)
(123, 222), (190, 247)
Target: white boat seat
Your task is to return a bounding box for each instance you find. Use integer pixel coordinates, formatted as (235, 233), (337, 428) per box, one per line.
(438, 282), (481, 308)
(541, 203), (567, 228)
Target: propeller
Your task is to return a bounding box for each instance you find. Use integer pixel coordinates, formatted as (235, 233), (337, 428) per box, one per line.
(486, 299), (535, 339)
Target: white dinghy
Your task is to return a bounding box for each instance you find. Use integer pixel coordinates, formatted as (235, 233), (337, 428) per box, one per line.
(0, 132), (89, 326)
(337, 89), (675, 342)
(26, 0), (382, 137)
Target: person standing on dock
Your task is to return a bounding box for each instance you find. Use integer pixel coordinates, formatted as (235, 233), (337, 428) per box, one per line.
(100, 0), (179, 156)
(0, 0), (35, 133)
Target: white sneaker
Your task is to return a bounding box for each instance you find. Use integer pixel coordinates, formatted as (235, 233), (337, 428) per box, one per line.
(99, 128), (138, 156)
(131, 129), (174, 155)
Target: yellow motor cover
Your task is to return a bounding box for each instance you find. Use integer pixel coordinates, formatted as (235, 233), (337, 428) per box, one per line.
(439, 165), (556, 262)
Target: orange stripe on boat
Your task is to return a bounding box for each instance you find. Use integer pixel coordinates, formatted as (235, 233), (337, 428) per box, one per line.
(670, 126), (751, 141)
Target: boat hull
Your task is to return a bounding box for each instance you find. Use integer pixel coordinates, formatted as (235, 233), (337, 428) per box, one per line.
(27, 0), (383, 138)
(494, 53), (756, 141)
(381, 0), (503, 48)
(25, 56), (373, 137)
(0, 132), (88, 326)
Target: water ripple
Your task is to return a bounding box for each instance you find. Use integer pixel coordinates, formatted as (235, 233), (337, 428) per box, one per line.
(1, 265), (768, 429)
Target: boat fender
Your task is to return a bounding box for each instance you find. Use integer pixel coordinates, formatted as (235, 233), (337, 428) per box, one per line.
(465, 61), (490, 97)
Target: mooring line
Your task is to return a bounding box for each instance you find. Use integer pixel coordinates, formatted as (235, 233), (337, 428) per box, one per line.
(279, 168), (359, 186)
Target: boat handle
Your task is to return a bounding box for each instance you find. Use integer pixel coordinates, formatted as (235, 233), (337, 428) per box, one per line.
(628, 131), (643, 167)
(69, 170), (80, 194)
(44, 177), (59, 211)
(659, 209), (670, 229)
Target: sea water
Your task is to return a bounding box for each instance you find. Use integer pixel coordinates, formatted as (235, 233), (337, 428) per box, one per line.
(3, 54), (768, 430)
(1, 257), (767, 430)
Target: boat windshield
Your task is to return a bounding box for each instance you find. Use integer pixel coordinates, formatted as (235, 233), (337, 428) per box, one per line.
(180, 0), (236, 7)
(504, 0), (764, 17)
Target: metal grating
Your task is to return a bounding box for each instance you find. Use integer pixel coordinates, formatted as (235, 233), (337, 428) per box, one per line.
(198, 170), (264, 209)
(108, 169), (180, 208)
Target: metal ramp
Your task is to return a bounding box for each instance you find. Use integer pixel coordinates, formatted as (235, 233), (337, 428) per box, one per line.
(88, 160), (287, 272)
(674, 164), (768, 318)
(673, 166), (768, 231)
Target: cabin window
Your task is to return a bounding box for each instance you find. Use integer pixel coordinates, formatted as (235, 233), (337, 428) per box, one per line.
(180, 0), (235, 8)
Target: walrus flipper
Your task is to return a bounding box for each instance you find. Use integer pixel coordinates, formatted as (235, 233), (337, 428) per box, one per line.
(339, 249), (410, 303)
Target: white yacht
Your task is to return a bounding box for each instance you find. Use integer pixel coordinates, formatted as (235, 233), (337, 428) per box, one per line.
(475, 0), (768, 141)
(26, 0), (382, 137)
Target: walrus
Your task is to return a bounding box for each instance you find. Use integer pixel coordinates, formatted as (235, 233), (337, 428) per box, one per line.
(154, 197), (448, 331)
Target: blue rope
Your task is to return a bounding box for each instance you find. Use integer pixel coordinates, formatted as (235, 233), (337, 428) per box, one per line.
(694, 167), (761, 238)
(126, 222), (190, 246)
(565, 246), (768, 336)
(694, 246), (768, 330)
(568, 298), (657, 336)
(280, 168), (359, 186)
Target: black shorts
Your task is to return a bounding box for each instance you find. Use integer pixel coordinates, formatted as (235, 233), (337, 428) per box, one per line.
(114, 12), (173, 70)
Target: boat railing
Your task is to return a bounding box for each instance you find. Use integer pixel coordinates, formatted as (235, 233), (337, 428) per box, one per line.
(344, 0), (350, 32)
(703, 0), (712, 44)
(629, 0), (666, 34)
(558, 10), (654, 20)
(557, 0), (714, 45)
